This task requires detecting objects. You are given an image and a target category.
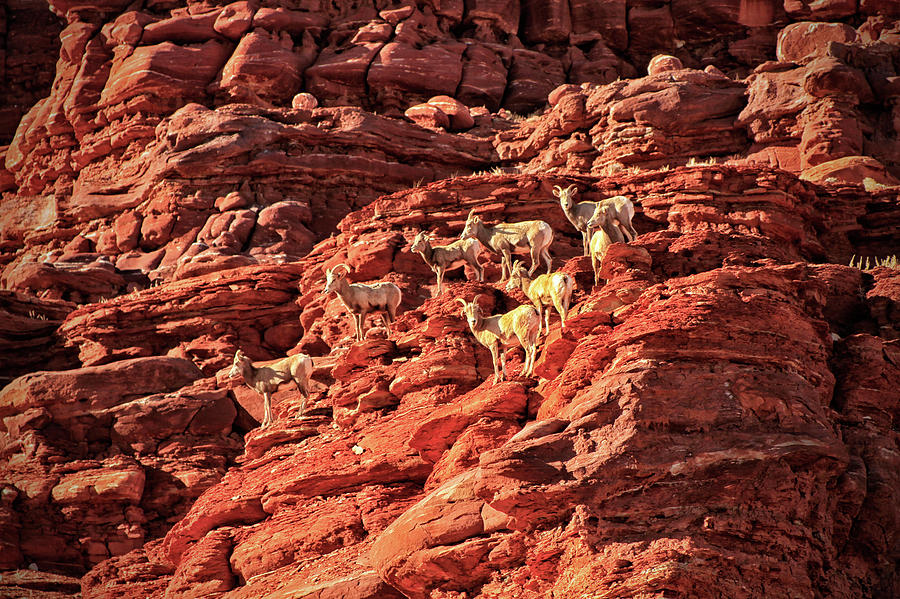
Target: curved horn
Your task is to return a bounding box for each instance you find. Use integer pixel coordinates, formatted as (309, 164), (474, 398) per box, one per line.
(552, 185), (562, 196)
(456, 297), (469, 309)
(566, 183), (577, 193)
(466, 208), (476, 220)
(330, 263), (351, 276)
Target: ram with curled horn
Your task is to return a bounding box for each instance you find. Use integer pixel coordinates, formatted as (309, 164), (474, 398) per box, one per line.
(460, 209), (553, 281)
(323, 263), (402, 341)
(456, 294), (540, 383)
(505, 259), (574, 336)
(410, 230), (484, 296)
(554, 184), (637, 255)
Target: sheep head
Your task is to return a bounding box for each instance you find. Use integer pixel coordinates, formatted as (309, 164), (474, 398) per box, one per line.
(587, 205), (624, 243)
(324, 263), (350, 294)
(410, 231), (430, 253)
(456, 296), (482, 329)
(552, 183), (578, 207)
(461, 210), (481, 239)
(229, 350), (248, 378)
(505, 260), (527, 291)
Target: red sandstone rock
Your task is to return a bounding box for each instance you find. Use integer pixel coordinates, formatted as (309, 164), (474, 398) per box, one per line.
(784, 0), (857, 20)
(647, 54), (683, 75)
(367, 42), (466, 108)
(100, 40), (230, 109)
(252, 7), (329, 35)
(457, 43), (509, 110)
(213, 1), (256, 40)
(776, 21), (859, 65)
(0, 291), (77, 386)
(0, 356), (202, 421)
(141, 9), (221, 45)
(504, 49), (566, 113)
(427, 95), (475, 130)
(4, 3), (900, 598)
(219, 30), (311, 105)
(292, 92), (318, 110)
(801, 155), (899, 186)
(404, 103), (451, 130)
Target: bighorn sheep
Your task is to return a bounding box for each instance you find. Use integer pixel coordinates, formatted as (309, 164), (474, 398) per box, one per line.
(554, 184), (637, 254)
(410, 231), (484, 295)
(323, 264), (402, 341)
(229, 349), (313, 427)
(460, 210), (553, 281)
(587, 211), (617, 287)
(505, 260), (574, 336)
(457, 295), (540, 383)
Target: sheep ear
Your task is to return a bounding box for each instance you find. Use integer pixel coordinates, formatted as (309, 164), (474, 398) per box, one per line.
(332, 263), (350, 276)
(567, 184), (577, 194)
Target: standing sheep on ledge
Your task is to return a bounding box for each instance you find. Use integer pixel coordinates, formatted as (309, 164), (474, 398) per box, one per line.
(505, 260), (574, 336)
(457, 294), (540, 384)
(460, 209), (554, 281)
(587, 211), (617, 287)
(323, 263), (402, 341)
(555, 184), (638, 253)
(411, 231), (484, 296)
(229, 349), (313, 428)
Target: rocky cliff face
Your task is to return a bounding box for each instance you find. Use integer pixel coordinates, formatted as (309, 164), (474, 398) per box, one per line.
(1, 1), (899, 598)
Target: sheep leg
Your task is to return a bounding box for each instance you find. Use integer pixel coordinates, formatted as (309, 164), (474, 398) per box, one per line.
(262, 391), (273, 427)
(527, 246), (540, 277)
(541, 247), (552, 275)
(295, 380), (309, 418)
(553, 294), (568, 331)
(386, 302), (398, 336)
(501, 249), (513, 281)
(381, 311), (393, 336)
(527, 344), (537, 376)
(592, 253), (600, 287)
(436, 267), (444, 296)
(543, 306), (551, 336)
(583, 232), (590, 256)
(498, 346), (508, 383)
(617, 221), (636, 243)
(357, 311), (368, 341)
(473, 259), (484, 282)
(489, 344), (502, 384)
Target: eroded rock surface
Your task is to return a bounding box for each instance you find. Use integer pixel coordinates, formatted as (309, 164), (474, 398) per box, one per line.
(1, 2), (899, 598)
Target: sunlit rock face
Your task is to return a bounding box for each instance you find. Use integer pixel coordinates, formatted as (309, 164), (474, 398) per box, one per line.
(1, 1), (899, 598)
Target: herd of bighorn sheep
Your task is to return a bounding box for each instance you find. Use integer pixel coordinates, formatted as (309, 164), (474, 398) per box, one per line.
(230, 183), (637, 427)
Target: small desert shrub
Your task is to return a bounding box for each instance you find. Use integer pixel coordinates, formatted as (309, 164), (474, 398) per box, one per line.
(849, 254), (899, 270)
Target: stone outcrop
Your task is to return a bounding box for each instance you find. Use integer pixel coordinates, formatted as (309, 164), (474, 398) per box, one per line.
(2, 165), (887, 598)
(0, 0), (63, 142)
(1, 2), (899, 598)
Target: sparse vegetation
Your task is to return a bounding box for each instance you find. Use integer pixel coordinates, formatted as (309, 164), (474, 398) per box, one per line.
(27, 310), (48, 321)
(687, 156), (718, 166)
(501, 109), (542, 123)
(863, 177), (892, 192)
(471, 166), (509, 176)
(849, 254), (899, 270)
